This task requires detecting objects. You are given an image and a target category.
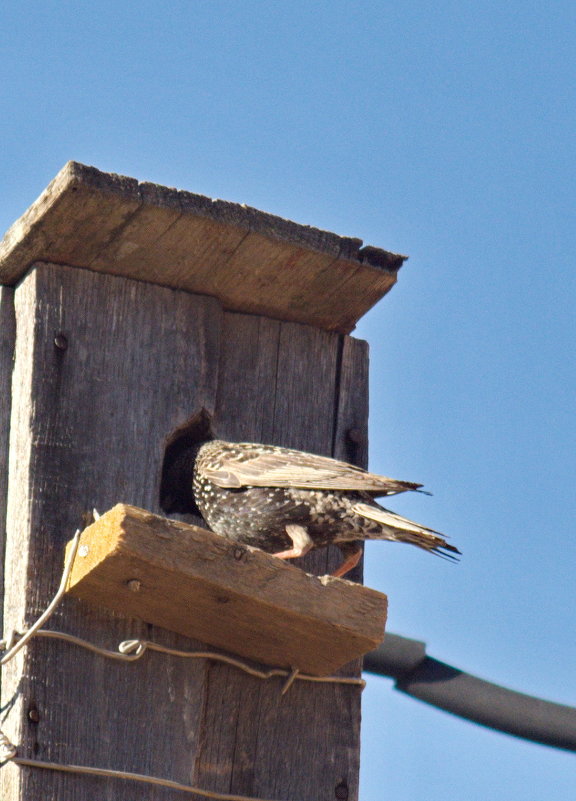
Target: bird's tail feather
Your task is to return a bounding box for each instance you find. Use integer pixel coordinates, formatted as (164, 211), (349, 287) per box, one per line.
(352, 502), (461, 561)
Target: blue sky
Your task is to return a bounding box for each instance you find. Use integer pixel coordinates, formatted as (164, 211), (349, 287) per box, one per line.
(1, 2), (575, 798)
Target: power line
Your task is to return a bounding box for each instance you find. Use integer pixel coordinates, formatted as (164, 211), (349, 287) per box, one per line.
(363, 633), (576, 752)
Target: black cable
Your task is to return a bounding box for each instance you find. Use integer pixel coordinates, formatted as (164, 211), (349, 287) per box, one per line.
(363, 633), (576, 752)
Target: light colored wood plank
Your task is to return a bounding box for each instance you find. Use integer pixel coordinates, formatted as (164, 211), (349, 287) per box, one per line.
(0, 286), (15, 619)
(2, 263), (222, 801)
(65, 504), (387, 676)
(90, 181), (248, 291)
(222, 233), (398, 332)
(0, 161), (405, 333)
(0, 163), (141, 277)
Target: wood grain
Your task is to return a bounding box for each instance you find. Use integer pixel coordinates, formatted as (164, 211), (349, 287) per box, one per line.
(0, 161), (405, 333)
(193, 312), (371, 801)
(2, 263), (222, 801)
(2, 263), (373, 801)
(0, 286), (15, 619)
(65, 504), (386, 676)
(333, 335), (370, 584)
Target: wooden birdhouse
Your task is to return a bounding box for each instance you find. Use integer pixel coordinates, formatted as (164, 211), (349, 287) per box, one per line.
(0, 162), (405, 801)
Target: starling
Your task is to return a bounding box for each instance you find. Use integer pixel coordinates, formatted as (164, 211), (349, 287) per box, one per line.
(163, 439), (460, 577)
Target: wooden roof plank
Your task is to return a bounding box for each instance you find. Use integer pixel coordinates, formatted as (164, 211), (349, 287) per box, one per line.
(0, 161), (406, 331)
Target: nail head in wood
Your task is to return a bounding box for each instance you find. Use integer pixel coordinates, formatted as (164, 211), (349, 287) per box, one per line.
(53, 333), (68, 350)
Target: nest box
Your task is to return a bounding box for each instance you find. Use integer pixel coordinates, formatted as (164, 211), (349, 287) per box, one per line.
(0, 162), (404, 801)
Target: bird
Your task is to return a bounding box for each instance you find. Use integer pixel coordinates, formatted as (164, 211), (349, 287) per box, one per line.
(161, 436), (460, 578)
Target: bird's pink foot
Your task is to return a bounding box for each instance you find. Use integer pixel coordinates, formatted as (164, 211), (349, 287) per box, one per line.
(273, 524), (313, 560)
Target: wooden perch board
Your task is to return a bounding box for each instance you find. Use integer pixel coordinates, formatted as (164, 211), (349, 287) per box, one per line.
(65, 504), (387, 676)
(0, 161), (406, 333)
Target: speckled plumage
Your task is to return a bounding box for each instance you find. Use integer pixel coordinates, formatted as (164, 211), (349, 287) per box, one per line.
(187, 440), (460, 577)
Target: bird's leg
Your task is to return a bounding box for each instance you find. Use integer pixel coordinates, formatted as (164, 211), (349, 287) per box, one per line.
(272, 524), (314, 560)
(332, 542), (363, 578)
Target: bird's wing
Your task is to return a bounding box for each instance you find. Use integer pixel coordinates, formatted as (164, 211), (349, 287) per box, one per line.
(202, 445), (422, 495)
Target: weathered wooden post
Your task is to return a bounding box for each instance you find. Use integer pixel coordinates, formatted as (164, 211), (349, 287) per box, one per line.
(0, 162), (404, 801)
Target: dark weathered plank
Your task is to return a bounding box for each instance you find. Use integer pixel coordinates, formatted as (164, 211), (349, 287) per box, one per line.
(2, 266), (373, 801)
(215, 314), (343, 576)
(2, 263), (222, 801)
(333, 335), (370, 584)
(330, 334), (371, 770)
(334, 336), (369, 467)
(65, 504), (386, 676)
(0, 286), (15, 618)
(0, 161), (405, 333)
(194, 313), (370, 801)
(260, 327), (369, 800)
(213, 312), (281, 443)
